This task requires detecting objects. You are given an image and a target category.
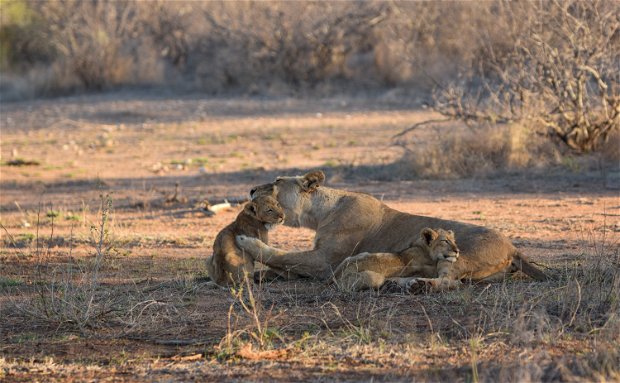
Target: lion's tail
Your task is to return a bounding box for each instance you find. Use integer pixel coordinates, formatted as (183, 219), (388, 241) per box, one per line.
(512, 251), (548, 282)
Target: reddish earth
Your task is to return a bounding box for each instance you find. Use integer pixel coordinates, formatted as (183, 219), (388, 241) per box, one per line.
(1, 93), (618, 381)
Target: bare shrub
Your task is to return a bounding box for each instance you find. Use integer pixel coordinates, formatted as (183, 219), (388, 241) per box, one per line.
(601, 128), (620, 166)
(431, 1), (620, 153)
(35, 1), (136, 90)
(372, 2), (500, 89)
(192, 1), (387, 91)
(138, 1), (190, 68)
(7, 0), (165, 93)
(0, 0), (53, 70)
(2, 0), (618, 113)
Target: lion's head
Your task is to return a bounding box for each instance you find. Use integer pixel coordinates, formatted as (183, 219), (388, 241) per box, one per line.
(244, 195), (285, 230)
(414, 227), (460, 263)
(249, 171), (325, 227)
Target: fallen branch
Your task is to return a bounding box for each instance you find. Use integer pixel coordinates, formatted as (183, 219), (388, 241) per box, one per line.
(204, 201), (233, 216)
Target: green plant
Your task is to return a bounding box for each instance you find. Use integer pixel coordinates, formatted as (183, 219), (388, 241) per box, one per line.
(46, 210), (59, 219)
(0, 277), (24, 289)
(64, 213), (80, 222)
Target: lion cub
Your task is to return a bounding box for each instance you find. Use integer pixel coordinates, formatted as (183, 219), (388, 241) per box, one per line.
(332, 228), (460, 292)
(206, 196), (284, 286)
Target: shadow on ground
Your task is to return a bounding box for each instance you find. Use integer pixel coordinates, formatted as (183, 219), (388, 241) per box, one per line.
(1, 163), (617, 213)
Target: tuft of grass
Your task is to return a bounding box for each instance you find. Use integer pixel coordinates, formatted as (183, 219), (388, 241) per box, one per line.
(191, 157), (209, 166)
(2, 232), (35, 248)
(0, 277), (24, 289)
(64, 213), (80, 222)
(3, 158), (40, 166)
(46, 210), (60, 219)
(197, 134), (238, 145)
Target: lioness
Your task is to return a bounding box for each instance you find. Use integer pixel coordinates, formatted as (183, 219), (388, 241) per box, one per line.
(235, 170), (547, 284)
(332, 227), (461, 292)
(206, 196), (284, 286)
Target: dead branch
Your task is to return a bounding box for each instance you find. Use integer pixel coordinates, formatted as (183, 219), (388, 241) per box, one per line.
(392, 118), (452, 139)
(429, 0), (620, 153)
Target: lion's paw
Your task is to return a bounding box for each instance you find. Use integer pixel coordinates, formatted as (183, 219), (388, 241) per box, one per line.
(405, 278), (432, 294)
(235, 235), (267, 255)
(236, 234), (259, 248)
(380, 279), (405, 294)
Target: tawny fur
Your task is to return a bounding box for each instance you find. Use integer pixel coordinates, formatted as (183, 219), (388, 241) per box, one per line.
(332, 228), (460, 292)
(236, 170), (547, 286)
(206, 196), (284, 286)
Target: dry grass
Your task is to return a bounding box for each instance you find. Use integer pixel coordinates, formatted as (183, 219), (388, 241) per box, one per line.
(2, 214), (618, 381)
(1, 94), (618, 380)
(392, 123), (565, 179)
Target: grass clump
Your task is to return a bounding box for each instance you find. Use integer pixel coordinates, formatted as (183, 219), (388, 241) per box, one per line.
(394, 124), (562, 179)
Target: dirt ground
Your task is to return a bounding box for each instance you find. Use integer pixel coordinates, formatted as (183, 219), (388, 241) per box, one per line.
(1, 93), (619, 382)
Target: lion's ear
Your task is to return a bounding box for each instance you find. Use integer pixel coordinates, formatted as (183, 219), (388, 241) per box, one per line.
(301, 170), (325, 192)
(245, 202), (258, 216)
(421, 228), (438, 246)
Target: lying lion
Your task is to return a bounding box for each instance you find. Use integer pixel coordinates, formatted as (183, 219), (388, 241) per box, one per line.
(206, 196), (284, 286)
(236, 170), (548, 287)
(332, 227), (461, 292)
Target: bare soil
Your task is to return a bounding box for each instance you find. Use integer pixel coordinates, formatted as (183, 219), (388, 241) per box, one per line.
(1, 93), (618, 382)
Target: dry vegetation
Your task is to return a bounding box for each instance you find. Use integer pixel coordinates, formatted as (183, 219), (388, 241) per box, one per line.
(1, 196), (619, 381)
(1, 0), (472, 94)
(1, 93), (619, 381)
(2, 0), (618, 170)
(1, 0), (619, 381)
(429, 1), (620, 154)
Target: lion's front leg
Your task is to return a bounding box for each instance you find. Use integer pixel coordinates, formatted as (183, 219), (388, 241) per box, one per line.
(236, 235), (283, 261)
(235, 234), (333, 278)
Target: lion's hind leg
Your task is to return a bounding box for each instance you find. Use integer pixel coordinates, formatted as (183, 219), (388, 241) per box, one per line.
(332, 252), (405, 292)
(338, 270), (386, 292)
